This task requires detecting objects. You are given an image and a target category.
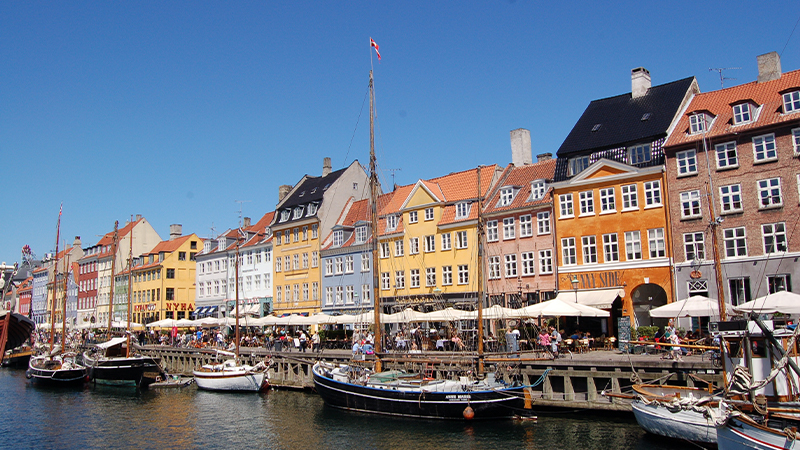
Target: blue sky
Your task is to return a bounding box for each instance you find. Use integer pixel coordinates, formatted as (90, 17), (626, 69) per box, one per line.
(1, 1), (798, 265)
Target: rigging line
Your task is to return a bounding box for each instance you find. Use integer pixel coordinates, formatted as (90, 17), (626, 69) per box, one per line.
(781, 13), (800, 57)
(342, 85), (370, 167)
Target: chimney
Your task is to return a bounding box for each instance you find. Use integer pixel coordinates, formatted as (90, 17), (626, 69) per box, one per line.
(278, 185), (292, 202)
(536, 153), (552, 162)
(73, 236), (81, 249)
(322, 157), (332, 177)
(631, 67), (651, 99)
(136, 214), (142, 221)
(243, 217), (251, 228)
(169, 224), (182, 240)
(510, 129), (533, 166)
(757, 51), (782, 83)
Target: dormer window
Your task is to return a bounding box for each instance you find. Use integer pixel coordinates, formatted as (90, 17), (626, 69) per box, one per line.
(733, 103), (752, 124)
(455, 202), (471, 219)
(280, 210), (290, 222)
(531, 180), (546, 201)
(591, 124), (602, 132)
(293, 207), (304, 219)
(568, 156), (590, 176)
(299, 191), (305, 197)
(628, 144), (651, 164)
(355, 226), (367, 244)
(333, 230), (344, 247)
(689, 113), (710, 134)
(783, 91), (800, 114)
(386, 215), (398, 231)
(499, 187), (516, 206)
(307, 203), (318, 216)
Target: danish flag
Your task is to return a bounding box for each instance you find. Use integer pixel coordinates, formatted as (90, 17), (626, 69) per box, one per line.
(370, 38), (381, 61)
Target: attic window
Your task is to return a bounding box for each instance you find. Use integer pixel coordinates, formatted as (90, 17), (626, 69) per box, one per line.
(531, 180), (546, 200)
(732, 103), (753, 125)
(293, 207), (304, 219)
(498, 187), (516, 207)
(310, 187), (317, 194)
(386, 215), (398, 231)
(280, 210), (290, 222)
(307, 203), (318, 216)
(640, 113), (651, 121)
(689, 113), (710, 134)
(591, 124), (602, 132)
(783, 91), (800, 114)
(568, 156), (590, 176)
(324, 183), (331, 191)
(333, 230), (344, 247)
(299, 191), (305, 197)
(628, 144), (651, 164)
(455, 202), (471, 219)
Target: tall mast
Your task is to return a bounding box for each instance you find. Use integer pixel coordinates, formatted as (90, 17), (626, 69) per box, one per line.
(706, 184), (727, 321)
(476, 167), (485, 374)
(369, 70), (382, 372)
(49, 205), (63, 353)
(107, 221), (119, 335)
(235, 243), (241, 359)
(60, 254), (70, 351)
(126, 227), (133, 357)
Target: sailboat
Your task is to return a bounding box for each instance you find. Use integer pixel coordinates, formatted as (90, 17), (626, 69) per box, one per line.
(0, 263), (35, 367)
(193, 235), (270, 391)
(312, 60), (531, 420)
(83, 220), (163, 387)
(27, 205), (88, 384)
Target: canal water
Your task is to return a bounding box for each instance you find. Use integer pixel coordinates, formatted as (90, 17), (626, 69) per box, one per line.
(1, 368), (699, 450)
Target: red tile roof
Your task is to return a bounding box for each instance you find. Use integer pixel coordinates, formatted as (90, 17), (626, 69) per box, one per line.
(483, 159), (557, 215)
(666, 68), (800, 147)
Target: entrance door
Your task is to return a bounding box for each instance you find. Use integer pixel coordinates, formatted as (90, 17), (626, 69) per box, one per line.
(631, 283), (668, 328)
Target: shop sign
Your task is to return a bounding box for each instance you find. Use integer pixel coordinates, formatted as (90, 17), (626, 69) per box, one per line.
(560, 271), (621, 290)
(134, 303), (156, 312)
(165, 302), (194, 311)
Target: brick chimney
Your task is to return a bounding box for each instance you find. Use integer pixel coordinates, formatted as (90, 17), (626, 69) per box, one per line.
(757, 51), (782, 83)
(169, 224), (182, 240)
(322, 157), (332, 177)
(536, 153), (552, 162)
(510, 129), (533, 166)
(631, 67), (651, 99)
(73, 236), (81, 249)
(278, 185), (292, 202)
(243, 217), (251, 228)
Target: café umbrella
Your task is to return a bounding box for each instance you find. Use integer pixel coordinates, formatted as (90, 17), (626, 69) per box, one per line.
(733, 291), (800, 315)
(511, 298), (610, 318)
(649, 295), (719, 318)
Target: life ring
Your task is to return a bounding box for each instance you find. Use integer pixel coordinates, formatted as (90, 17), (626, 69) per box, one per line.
(155, 375), (163, 383)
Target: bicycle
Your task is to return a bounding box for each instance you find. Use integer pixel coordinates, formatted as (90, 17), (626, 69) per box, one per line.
(702, 349), (722, 367)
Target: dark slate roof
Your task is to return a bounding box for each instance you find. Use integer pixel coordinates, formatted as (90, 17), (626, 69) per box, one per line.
(274, 166), (349, 226)
(556, 77), (696, 157)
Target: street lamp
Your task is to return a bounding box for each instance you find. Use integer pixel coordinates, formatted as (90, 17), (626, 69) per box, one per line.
(571, 275), (579, 303)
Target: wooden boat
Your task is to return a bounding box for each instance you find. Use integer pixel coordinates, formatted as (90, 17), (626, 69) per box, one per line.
(0, 312), (34, 363)
(718, 412), (800, 450)
(3, 347), (33, 368)
(632, 398), (719, 444)
(149, 375), (194, 389)
(83, 336), (162, 386)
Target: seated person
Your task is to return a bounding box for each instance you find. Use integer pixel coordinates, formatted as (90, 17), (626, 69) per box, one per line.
(451, 335), (464, 350)
(362, 343), (374, 355)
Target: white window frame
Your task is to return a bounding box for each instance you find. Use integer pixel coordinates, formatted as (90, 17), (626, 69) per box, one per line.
(499, 187), (515, 206)
(621, 184), (639, 211)
(424, 235), (436, 253)
(361, 254), (370, 272)
(486, 220), (498, 242)
(628, 144), (651, 164)
(355, 226), (367, 244)
(334, 257), (343, 275)
(624, 231), (642, 260)
(538, 250), (553, 274)
(424, 207), (434, 221)
(715, 141), (738, 169)
(521, 252), (536, 276)
(381, 272), (390, 290)
(441, 233), (451, 250)
(723, 227), (748, 258)
(599, 187), (615, 213)
(561, 237), (576, 266)
(680, 190), (702, 219)
(519, 214), (532, 237)
(683, 232), (705, 262)
(644, 180), (662, 207)
(757, 177), (782, 209)
(783, 91), (800, 114)
(502, 217), (516, 240)
(733, 103), (752, 124)
(410, 269), (420, 288)
(536, 212), (550, 235)
(793, 128), (800, 155)
(603, 233), (619, 262)
(559, 194), (574, 218)
(504, 254), (518, 277)
(386, 215), (398, 231)
(648, 228), (666, 258)
(579, 191), (595, 216)
(324, 259), (333, 276)
(409, 237), (419, 254)
(719, 184), (743, 214)
(442, 266), (453, 285)
(425, 267), (436, 287)
(395, 270), (405, 289)
(455, 202), (471, 219)
(456, 231), (468, 249)
(394, 240), (404, 257)
(676, 150), (698, 176)
(408, 211), (418, 224)
(457, 265), (469, 285)
(581, 235), (597, 264)
(345, 255), (354, 273)
(689, 113), (708, 134)
(380, 242), (390, 259)
(333, 230), (344, 247)
(531, 180), (546, 200)
(762, 222), (788, 254)
(753, 134), (777, 163)
(488, 256), (501, 280)
(568, 156), (590, 176)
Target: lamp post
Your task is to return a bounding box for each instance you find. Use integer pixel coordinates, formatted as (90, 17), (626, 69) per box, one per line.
(572, 275), (580, 326)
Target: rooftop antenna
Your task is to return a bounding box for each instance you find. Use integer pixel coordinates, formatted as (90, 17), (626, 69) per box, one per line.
(386, 168), (401, 189)
(234, 200), (251, 228)
(208, 222), (217, 239)
(709, 67), (741, 88)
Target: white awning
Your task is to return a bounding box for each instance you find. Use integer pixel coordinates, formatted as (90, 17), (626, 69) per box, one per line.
(553, 288), (625, 310)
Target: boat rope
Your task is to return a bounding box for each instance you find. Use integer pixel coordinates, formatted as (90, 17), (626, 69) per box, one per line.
(728, 323), (800, 396)
(523, 368), (551, 388)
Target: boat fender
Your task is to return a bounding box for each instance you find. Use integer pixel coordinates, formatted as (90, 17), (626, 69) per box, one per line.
(155, 375), (162, 383)
(463, 406), (475, 420)
(25, 370), (32, 379)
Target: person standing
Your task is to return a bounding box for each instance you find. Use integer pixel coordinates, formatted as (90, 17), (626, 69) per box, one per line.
(311, 330), (321, 352)
(550, 327), (561, 359)
(299, 330), (308, 352)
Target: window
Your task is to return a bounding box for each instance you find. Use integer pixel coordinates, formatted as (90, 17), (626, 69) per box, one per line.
(166, 268), (175, 279)
(334, 257), (343, 274)
(165, 288), (174, 301)
(308, 203), (319, 216)
(531, 180), (546, 200)
(688, 279), (708, 298)
(361, 285), (370, 304)
(312, 224), (318, 238)
(644, 181), (661, 206)
(409, 211), (418, 223)
(733, 103), (752, 124)
(458, 265), (469, 285)
(684, 232), (705, 261)
(628, 144), (651, 164)
(559, 194), (574, 218)
(293, 254), (299, 270)
(624, 231), (642, 260)
(426, 267), (436, 287)
(312, 282), (319, 300)
(395, 271), (405, 289)
(409, 237), (419, 254)
(717, 184), (742, 214)
(793, 128), (800, 155)
(579, 191), (594, 215)
(410, 269), (420, 288)
(293, 228), (299, 242)
(303, 283), (309, 301)
(503, 217), (515, 239)
(784, 91), (800, 113)
(276, 286), (282, 303)
(499, 187), (515, 206)
(456, 202), (471, 219)
(442, 266), (453, 285)
(386, 215), (398, 231)
(768, 275), (791, 294)
(729, 277), (751, 306)
(568, 156), (590, 176)
(424, 235), (435, 253)
(680, 190), (702, 219)
(621, 184), (638, 210)
(380, 243), (390, 258)
(345, 255), (354, 273)
(603, 233), (619, 262)
(715, 142), (738, 169)
(325, 287), (333, 306)
(689, 113), (709, 134)
(724, 227), (747, 257)
(441, 233), (451, 250)
(677, 150), (698, 176)
(648, 228), (666, 258)
(355, 226), (367, 244)
(456, 231), (468, 249)
(293, 207), (304, 219)
(582, 236), (597, 264)
(381, 272), (390, 290)
(488, 256), (501, 279)
(758, 178), (782, 208)
(486, 220), (498, 241)
(424, 208), (434, 221)
(302, 226), (308, 240)
(280, 210), (290, 222)
(361, 254), (370, 272)
(521, 252), (536, 276)
(537, 212), (550, 234)
(561, 237), (576, 266)
(539, 250), (553, 274)
(178, 252), (186, 261)
(753, 134), (777, 162)
(763, 222), (787, 254)
(312, 251), (318, 268)
(394, 240), (404, 257)
(334, 286), (342, 305)
(333, 230), (343, 247)
(599, 188), (615, 212)
(275, 257), (282, 272)
(504, 254), (518, 277)
(519, 215), (532, 237)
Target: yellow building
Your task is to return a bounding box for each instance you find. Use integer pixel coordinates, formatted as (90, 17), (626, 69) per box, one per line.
(117, 231), (201, 324)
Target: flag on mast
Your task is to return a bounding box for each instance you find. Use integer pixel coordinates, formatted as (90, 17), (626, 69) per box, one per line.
(370, 38), (381, 61)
